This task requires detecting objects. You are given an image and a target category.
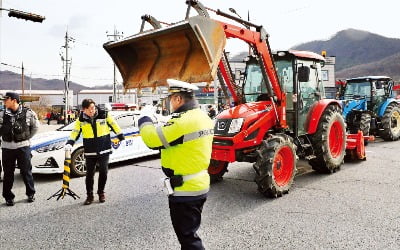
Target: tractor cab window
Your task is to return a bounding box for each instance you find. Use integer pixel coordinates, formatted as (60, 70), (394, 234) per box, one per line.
(297, 60), (323, 135)
(373, 80), (386, 97)
(243, 63), (268, 102)
(297, 61), (324, 99)
(343, 81), (371, 100)
(275, 59), (294, 109)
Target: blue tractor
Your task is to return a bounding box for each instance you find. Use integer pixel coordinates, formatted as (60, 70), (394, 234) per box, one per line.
(338, 76), (400, 141)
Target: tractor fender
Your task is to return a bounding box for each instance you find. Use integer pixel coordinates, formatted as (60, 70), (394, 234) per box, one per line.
(377, 98), (398, 117)
(306, 99), (342, 134)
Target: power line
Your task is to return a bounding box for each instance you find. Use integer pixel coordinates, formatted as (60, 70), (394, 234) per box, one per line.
(1, 61), (21, 69)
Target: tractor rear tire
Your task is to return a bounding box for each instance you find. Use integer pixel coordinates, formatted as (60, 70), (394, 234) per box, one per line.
(253, 134), (297, 198)
(309, 105), (346, 174)
(379, 104), (400, 141)
(360, 113), (371, 145)
(208, 160), (228, 183)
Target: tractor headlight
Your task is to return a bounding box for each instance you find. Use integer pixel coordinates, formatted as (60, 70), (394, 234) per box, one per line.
(35, 140), (67, 153)
(228, 118), (244, 134)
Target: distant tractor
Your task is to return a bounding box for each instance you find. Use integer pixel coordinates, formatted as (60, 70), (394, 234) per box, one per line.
(338, 76), (400, 141)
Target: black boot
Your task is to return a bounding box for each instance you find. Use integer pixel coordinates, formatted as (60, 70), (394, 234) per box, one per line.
(84, 193), (94, 205)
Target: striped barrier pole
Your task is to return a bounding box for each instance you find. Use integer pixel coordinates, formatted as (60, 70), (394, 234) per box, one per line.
(47, 149), (80, 200)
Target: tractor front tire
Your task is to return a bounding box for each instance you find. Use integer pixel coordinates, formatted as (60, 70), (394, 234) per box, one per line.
(254, 134), (297, 198)
(379, 104), (400, 141)
(309, 105), (346, 174)
(208, 160), (228, 183)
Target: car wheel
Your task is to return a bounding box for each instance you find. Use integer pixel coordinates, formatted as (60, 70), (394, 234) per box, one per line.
(71, 148), (86, 177)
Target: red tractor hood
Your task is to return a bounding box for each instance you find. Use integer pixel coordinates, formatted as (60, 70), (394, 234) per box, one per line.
(216, 101), (273, 120)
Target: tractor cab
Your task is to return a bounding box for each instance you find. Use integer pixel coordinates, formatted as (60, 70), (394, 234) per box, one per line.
(273, 50), (326, 136)
(343, 76), (394, 113)
(235, 50), (326, 136)
(339, 76), (400, 141)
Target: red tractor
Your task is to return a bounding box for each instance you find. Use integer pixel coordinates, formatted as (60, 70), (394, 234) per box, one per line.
(104, 0), (364, 198)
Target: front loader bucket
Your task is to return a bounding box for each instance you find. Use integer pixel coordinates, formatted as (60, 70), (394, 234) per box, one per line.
(103, 15), (226, 89)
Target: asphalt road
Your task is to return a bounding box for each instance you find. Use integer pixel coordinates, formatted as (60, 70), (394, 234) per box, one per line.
(0, 132), (399, 249)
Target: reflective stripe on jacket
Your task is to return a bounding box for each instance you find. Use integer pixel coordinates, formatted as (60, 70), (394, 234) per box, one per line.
(139, 108), (214, 197)
(67, 110), (123, 157)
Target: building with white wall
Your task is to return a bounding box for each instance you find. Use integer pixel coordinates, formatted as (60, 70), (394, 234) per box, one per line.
(321, 56), (336, 98)
(0, 90), (72, 106)
(75, 89), (137, 107)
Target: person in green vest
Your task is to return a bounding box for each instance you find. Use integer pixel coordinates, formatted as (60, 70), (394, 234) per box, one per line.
(65, 99), (125, 205)
(138, 79), (214, 250)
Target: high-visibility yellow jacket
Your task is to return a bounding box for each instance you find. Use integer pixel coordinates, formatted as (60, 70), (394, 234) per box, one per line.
(139, 106), (214, 198)
(67, 109), (124, 157)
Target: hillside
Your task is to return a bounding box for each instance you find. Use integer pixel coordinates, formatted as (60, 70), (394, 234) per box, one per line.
(293, 29), (400, 80)
(335, 52), (400, 80)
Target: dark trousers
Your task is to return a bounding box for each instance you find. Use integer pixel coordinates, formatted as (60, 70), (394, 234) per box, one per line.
(85, 154), (109, 195)
(2, 146), (35, 200)
(169, 198), (206, 250)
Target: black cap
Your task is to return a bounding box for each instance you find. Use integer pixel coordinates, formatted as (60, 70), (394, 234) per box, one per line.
(3, 92), (20, 102)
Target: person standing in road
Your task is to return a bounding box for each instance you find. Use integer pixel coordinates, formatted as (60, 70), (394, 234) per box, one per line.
(138, 79), (214, 250)
(65, 99), (125, 205)
(0, 92), (40, 206)
(46, 111), (51, 125)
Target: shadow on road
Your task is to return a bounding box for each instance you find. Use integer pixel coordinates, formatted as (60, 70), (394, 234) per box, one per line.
(204, 158), (368, 220)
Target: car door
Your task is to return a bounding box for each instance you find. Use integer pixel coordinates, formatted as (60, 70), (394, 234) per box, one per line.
(109, 113), (138, 162)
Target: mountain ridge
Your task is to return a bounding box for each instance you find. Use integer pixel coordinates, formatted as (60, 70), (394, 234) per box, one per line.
(0, 70), (112, 92)
(292, 28), (400, 80)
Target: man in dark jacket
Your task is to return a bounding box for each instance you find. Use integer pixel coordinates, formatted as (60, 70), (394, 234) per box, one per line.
(65, 99), (125, 205)
(0, 92), (40, 206)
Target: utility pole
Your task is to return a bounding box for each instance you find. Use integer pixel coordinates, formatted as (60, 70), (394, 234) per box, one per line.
(21, 62), (24, 95)
(0, 0), (2, 78)
(60, 31), (74, 125)
(106, 27), (123, 103)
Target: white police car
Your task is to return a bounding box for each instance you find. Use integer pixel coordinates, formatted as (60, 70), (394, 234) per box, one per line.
(30, 110), (162, 177)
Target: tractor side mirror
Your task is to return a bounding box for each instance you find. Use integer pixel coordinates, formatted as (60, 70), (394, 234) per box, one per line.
(298, 66), (310, 82)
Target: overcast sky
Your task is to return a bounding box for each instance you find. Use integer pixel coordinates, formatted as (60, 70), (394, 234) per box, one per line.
(1, 0), (400, 87)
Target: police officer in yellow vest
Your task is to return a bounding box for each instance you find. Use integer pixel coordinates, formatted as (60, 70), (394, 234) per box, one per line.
(138, 79), (214, 250)
(65, 99), (125, 205)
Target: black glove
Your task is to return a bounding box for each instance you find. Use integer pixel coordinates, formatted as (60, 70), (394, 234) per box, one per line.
(170, 175), (183, 188)
(162, 167), (174, 177)
(117, 134), (125, 141)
